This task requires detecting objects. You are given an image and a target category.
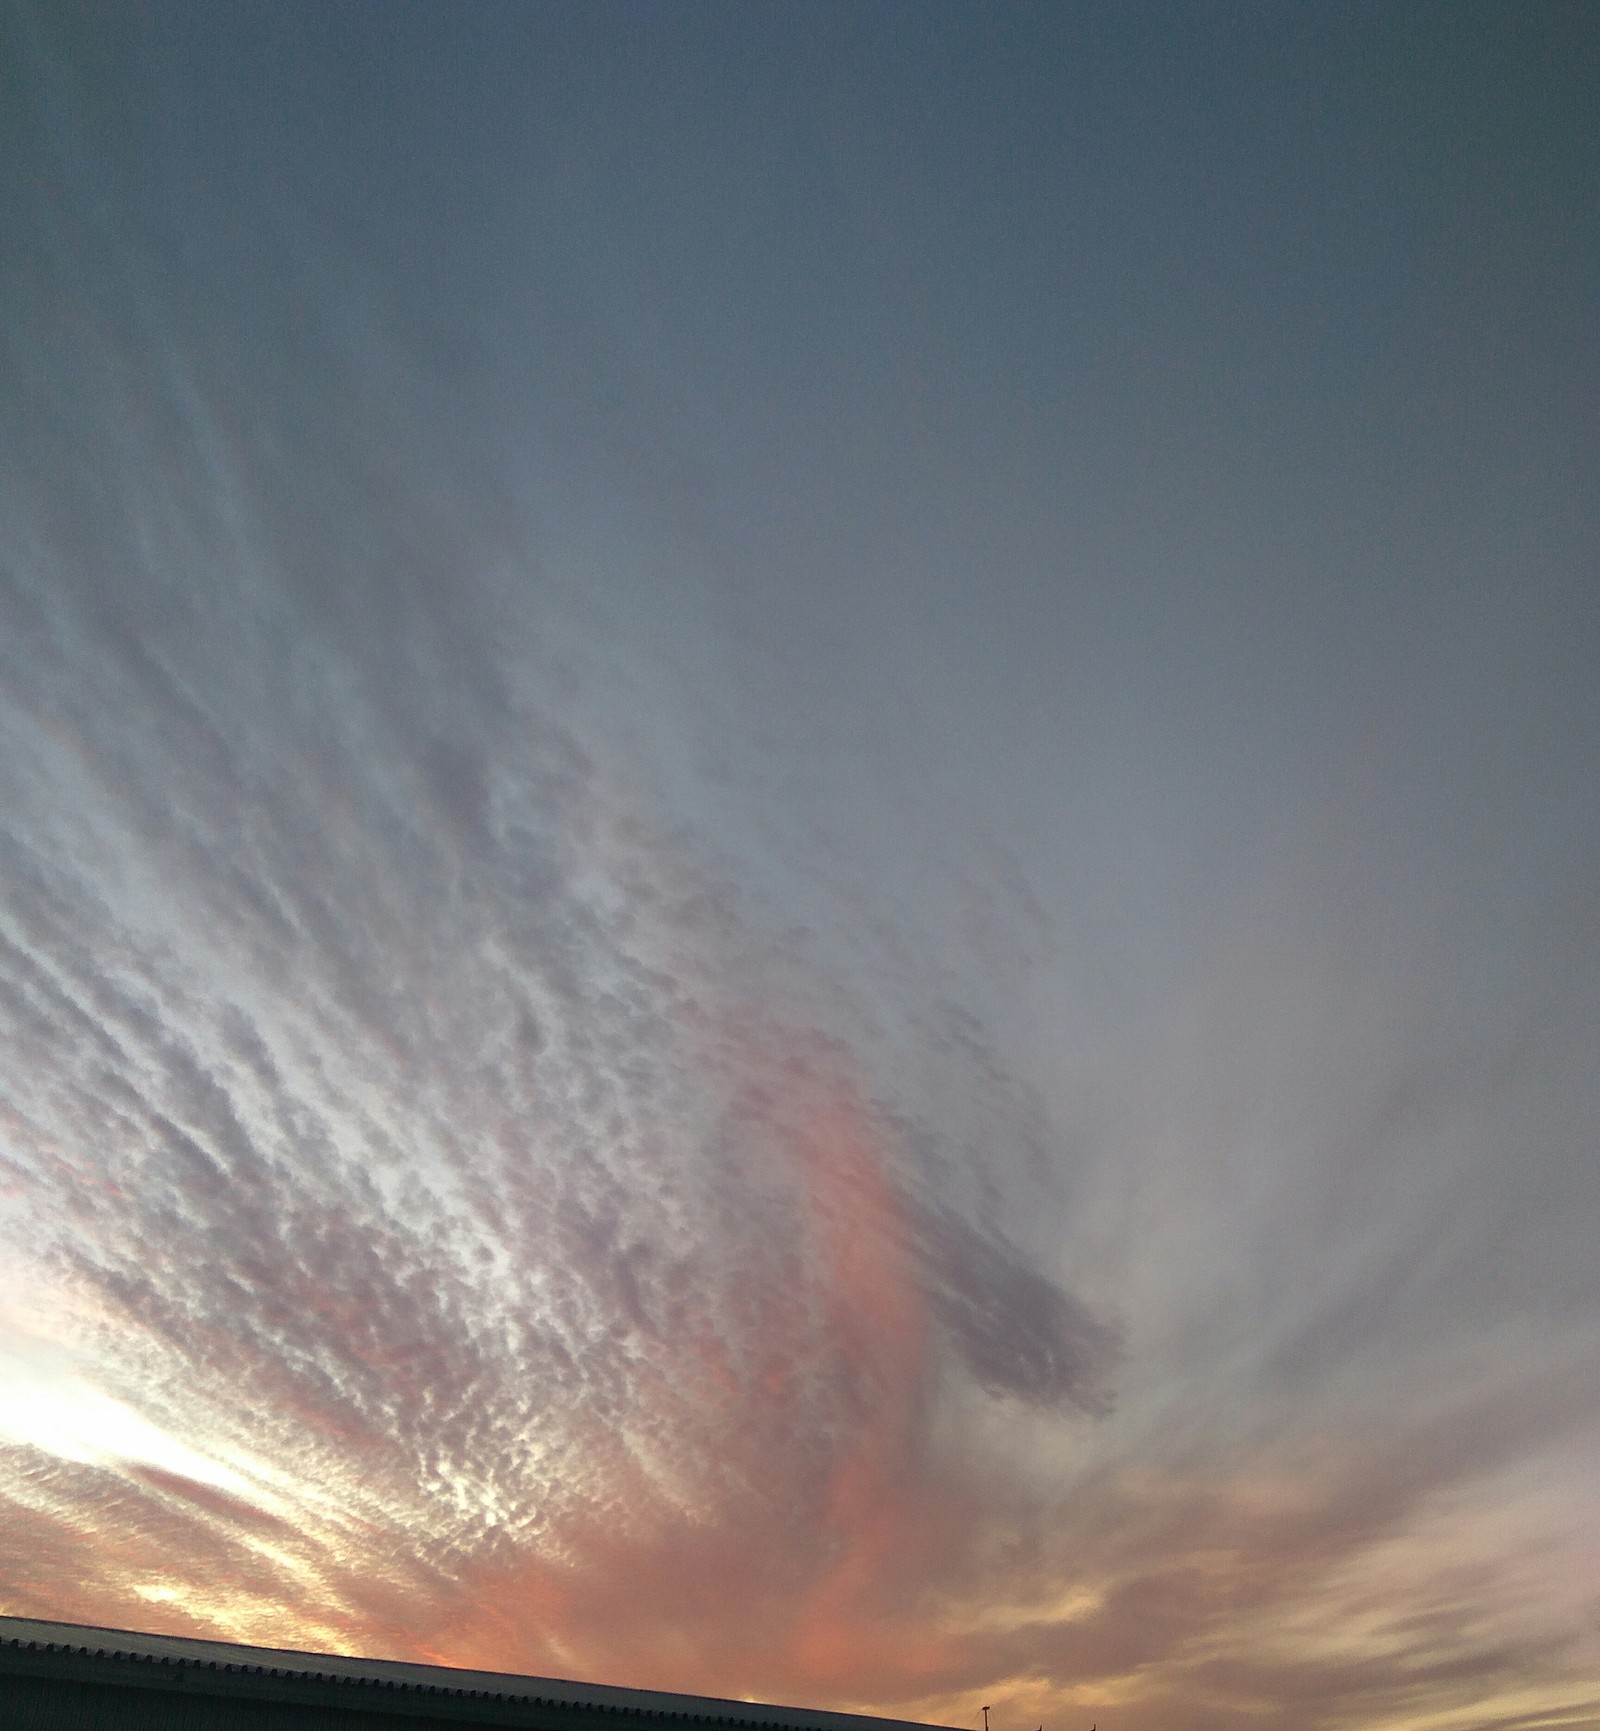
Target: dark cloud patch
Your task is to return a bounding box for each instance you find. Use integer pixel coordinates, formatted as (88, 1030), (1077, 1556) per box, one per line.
(914, 1206), (1120, 1415)
(125, 1467), (295, 1536)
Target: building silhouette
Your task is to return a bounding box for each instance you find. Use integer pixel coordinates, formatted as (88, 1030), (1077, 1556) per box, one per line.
(0, 1616), (956, 1731)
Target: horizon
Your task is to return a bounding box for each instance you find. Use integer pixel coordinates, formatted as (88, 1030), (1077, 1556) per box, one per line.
(0, 1611), (962, 1726)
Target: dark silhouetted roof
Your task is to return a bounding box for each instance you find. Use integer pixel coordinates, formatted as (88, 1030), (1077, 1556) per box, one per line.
(0, 1614), (960, 1731)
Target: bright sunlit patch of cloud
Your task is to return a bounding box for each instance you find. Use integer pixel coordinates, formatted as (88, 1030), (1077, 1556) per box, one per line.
(954, 1581), (1107, 1639)
(0, 1342), (285, 1517)
(1373, 1682), (1600, 1731)
(126, 1576), (357, 1658)
(0, 1273), (294, 1515)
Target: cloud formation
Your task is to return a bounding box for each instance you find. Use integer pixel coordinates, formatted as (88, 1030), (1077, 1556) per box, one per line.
(0, 230), (1120, 1694)
(2, 6), (1598, 1731)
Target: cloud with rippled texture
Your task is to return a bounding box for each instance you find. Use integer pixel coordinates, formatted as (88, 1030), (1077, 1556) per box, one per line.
(0, 303), (1119, 1692)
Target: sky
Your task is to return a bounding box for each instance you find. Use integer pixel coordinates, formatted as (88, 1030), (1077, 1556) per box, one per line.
(1, 3), (1597, 1729)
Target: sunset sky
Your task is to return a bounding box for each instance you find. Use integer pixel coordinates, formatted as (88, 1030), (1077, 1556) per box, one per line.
(1, 5), (1598, 1730)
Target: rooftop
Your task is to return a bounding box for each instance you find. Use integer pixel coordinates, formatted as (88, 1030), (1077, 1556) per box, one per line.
(0, 1614), (958, 1731)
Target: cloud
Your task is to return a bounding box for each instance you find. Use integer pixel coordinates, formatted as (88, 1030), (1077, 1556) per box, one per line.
(915, 1205), (1120, 1415)
(0, 344), (1120, 1691)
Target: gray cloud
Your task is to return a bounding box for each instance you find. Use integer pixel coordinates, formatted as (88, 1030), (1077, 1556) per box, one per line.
(915, 1206), (1120, 1415)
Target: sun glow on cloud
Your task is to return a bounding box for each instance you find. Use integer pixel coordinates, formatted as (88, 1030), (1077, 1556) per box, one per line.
(0, 1365), (254, 1497)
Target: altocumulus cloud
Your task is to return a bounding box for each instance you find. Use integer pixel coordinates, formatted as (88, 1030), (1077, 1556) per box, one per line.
(0, 134), (1117, 1695)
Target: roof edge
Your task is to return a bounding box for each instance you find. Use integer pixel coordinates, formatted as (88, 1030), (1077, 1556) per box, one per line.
(0, 1614), (960, 1731)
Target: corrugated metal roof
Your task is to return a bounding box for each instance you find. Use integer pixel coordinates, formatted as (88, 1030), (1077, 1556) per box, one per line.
(0, 1615), (958, 1731)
